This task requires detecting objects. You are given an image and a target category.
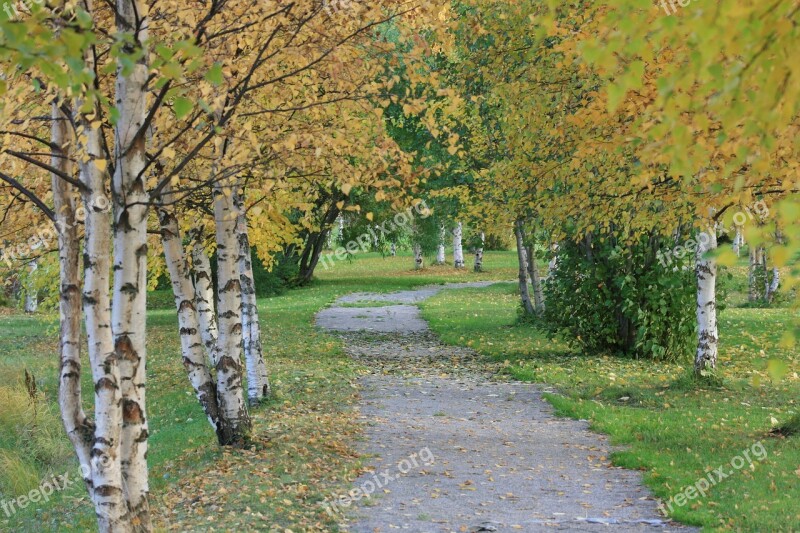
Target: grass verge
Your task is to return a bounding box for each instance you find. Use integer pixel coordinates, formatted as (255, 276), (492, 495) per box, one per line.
(421, 281), (799, 531)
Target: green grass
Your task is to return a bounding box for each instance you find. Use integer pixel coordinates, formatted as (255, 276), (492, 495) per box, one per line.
(420, 279), (800, 531)
(0, 250), (516, 531)
(6, 249), (793, 531)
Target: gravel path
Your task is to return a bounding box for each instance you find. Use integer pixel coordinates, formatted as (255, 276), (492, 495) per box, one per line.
(316, 284), (695, 533)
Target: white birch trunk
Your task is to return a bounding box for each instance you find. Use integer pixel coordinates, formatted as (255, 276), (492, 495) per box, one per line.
(213, 172), (251, 446)
(413, 243), (424, 270)
(473, 231), (484, 272)
(390, 242), (396, 257)
(748, 245), (761, 302)
(77, 113), (129, 532)
(436, 225), (446, 264)
(548, 242), (559, 276)
(766, 267), (780, 303)
(694, 229), (718, 376)
(190, 232), (219, 359)
(453, 222), (464, 268)
(112, 0), (151, 522)
(732, 227), (744, 256)
(527, 245), (545, 314)
(234, 188), (270, 405)
(24, 259), (38, 313)
(53, 103), (94, 493)
(515, 222), (535, 316)
(157, 183), (223, 438)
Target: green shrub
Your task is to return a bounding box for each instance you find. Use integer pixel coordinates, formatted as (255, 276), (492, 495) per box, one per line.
(542, 232), (696, 361)
(253, 250), (299, 296)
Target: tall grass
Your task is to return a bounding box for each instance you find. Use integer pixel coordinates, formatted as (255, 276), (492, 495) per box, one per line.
(0, 366), (72, 500)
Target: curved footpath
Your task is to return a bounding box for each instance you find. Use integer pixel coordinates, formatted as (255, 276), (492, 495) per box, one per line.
(316, 282), (697, 533)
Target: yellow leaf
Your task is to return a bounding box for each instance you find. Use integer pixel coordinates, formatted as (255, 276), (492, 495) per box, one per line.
(94, 159), (108, 172)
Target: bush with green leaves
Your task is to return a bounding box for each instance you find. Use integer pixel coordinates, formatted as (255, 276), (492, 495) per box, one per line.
(542, 232), (696, 361)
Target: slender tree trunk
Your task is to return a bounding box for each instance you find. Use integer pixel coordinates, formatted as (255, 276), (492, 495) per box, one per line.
(413, 243), (424, 270)
(473, 231), (484, 272)
(436, 224), (446, 264)
(77, 112), (130, 532)
(766, 267), (780, 303)
(748, 245), (761, 302)
(53, 102), (94, 493)
(24, 259), (38, 313)
(157, 183), (223, 439)
(234, 188), (270, 405)
(521, 225), (545, 315)
(548, 242), (559, 276)
(112, 0), (152, 521)
(453, 222), (464, 268)
(297, 200), (341, 283)
(515, 221), (535, 316)
(190, 231), (219, 357)
(733, 227), (744, 256)
(390, 242), (396, 256)
(694, 229), (718, 376)
(212, 170), (252, 446)
(526, 245), (545, 314)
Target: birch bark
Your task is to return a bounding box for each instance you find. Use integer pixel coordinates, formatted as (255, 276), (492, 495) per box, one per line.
(52, 102), (94, 493)
(452, 222), (464, 268)
(157, 182), (223, 437)
(694, 229), (719, 376)
(413, 243), (424, 270)
(213, 171), (252, 446)
(77, 114), (129, 532)
(515, 221), (535, 316)
(473, 232), (484, 272)
(234, 187), (270, 405)
(112, 0), (151, 523)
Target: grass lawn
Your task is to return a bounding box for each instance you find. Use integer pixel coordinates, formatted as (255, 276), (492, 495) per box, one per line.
(0, 250), (515, 531)
(420, 270), (800, 531)
(3, 249), (795, 531)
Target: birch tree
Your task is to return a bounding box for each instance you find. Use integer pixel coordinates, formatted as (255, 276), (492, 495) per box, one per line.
(694, 229), (719, 376)
(452, 222), (464, 268)
(515, 220), (535, 316)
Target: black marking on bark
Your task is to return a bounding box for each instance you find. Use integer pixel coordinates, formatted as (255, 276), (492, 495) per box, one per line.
(95, 377), (118, 393)
(117, 210), (133, 232)
(120, 282), (139, 296)
(122, 399), (144, 425)
(94, 485), (123, 497)
(221, 279), (241, 293)
(216, 355), (239, 372)
(115, 335), (138, 362)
